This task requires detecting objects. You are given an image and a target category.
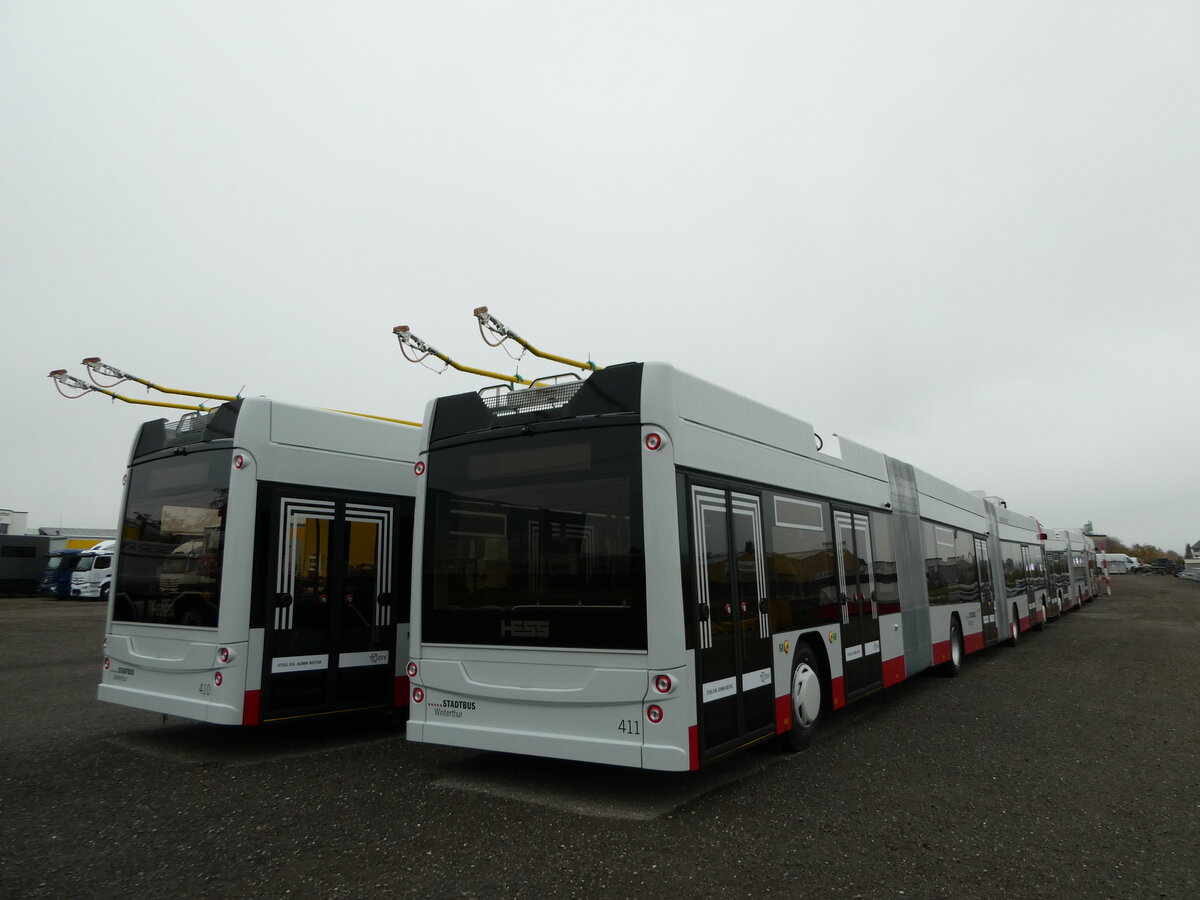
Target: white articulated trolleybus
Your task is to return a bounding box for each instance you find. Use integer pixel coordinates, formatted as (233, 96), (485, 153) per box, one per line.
(405, 362), (1069, 771)
(98, 398), (420, 724)
(986, 501), (1053, 634)
(1041, 528), (1099, 616)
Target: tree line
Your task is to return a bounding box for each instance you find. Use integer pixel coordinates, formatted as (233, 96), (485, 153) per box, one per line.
(1097, 536), (1183, 564)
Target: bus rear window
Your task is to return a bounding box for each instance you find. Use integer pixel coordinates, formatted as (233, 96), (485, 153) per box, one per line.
(422, 426), (646, 650)
(114, 449), (230, 628)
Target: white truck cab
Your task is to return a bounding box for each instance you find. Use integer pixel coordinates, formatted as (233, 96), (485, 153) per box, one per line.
(70, 540), (116, 601)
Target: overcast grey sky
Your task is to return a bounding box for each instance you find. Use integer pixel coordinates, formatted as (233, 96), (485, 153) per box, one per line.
(2, 2), (1197, 551)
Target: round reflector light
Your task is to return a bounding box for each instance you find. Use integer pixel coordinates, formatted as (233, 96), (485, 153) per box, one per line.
(647, 704), (664, 724)
(414, 461), (426, 476)
(233, 455), (247, 470)
(412, 687), (425, 704)
(406, 661), (418, 678)
(645, 433), (662, 451)
(103, 657), (110, 670)
(213, 671), (223, 687)
(218, 647), (231, 664)
(654, 674), (672, 694)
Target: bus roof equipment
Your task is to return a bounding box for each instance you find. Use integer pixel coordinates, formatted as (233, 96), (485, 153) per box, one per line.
(473, 306), (601, 373)
(393, 324), (536, 387)
(52, 359), (421, 428)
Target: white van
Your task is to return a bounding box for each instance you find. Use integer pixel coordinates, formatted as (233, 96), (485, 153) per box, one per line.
(70, 540), (116, 601)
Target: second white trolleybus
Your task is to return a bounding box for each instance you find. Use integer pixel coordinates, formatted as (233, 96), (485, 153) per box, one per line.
(405, 362), (1067, 771)
(98, 398), (420, 725)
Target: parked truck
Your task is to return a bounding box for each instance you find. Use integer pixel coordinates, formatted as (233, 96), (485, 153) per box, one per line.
(40, 548), (85, 597)
(70, 540), (116, 601)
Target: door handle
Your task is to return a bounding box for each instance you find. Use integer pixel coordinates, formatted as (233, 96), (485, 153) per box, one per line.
(758, 597), (769, 615)
(698, 603), (710, 622)
(274, 592), (293, 609)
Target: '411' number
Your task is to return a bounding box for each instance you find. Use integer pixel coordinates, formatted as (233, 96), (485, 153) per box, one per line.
(617, 718), (640, 735)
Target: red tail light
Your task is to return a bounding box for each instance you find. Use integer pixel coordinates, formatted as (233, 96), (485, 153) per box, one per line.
(654, 674), (672, 693)
(103, 657), (110, 670)
(213, 671), (223, 687)
(414, 461), (426, 476)
(406, 661), (418, 678)
(647, 704), (663, 724)
(645, 433), (663, 451)
(218, 647), (231, 664)
(412, 687), (425, 703)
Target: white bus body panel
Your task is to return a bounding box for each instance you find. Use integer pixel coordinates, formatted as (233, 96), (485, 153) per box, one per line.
(99, 633), (246, 724)
(408, 654), (691, 770)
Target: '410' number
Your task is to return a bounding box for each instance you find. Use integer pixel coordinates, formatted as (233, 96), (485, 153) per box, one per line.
(617, 718), (640, 735)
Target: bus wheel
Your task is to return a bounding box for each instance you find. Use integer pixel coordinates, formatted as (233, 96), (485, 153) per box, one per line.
(782, 644), (823, 752)
(941, 617), (963, 677)
(1006, 605), (1019, 647)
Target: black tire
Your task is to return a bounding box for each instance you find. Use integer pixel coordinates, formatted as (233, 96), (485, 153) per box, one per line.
(941, 616), (963, 677)
(1033, 598), (1046, 631)
(98, 584), (109, 605)
(1006, 604), (1020, 647)
(781, 644), (824, 752)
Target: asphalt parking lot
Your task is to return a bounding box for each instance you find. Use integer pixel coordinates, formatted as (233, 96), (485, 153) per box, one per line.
(2, 576), (1198, 899)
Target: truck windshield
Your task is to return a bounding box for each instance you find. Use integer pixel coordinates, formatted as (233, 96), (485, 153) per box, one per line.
(422, 425), (647, 650)
(114, 449), (230, 627)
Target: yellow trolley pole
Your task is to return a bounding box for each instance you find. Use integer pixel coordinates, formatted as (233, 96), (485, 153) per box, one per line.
(473, 307), (601, 372)
(393, 325), (534, 387)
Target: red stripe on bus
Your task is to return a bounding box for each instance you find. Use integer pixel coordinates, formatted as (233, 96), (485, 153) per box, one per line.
(1020, 616), (1031, 632)
(964, 632), (985, 655)
(688, 725), (700, 771)
(831, 675), (845, 709)
(775, 693), (791, 734)
(882, 655), (906, 687)
(241, 689), (261, 726)
(932, 639), (951, 665)
(394, 675), (410, 708)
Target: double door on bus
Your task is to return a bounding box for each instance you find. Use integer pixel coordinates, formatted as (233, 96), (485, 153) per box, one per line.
(833, 509), (883, 698)
(689, 482), (775, 760)
(260, 488), (412, 720)
(976, 536), (998, 645)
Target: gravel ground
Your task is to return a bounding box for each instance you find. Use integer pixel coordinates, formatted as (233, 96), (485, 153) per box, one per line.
(1, 576), (1198, 899)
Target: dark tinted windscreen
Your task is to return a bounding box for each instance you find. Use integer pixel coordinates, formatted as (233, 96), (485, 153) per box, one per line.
(422, 426), (646, 649)
(114, 449), (230, 627)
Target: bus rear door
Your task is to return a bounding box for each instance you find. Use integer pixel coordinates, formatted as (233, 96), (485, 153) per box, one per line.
(259, 490), (409, 721)
(689, 482), (775, 762)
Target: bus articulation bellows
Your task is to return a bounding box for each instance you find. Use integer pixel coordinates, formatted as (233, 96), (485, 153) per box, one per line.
(405, 362), (1097, 771)
(98, 398), (420, 725)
